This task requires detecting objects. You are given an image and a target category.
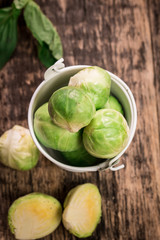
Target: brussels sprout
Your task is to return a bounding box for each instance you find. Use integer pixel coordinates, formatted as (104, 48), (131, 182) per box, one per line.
(0, 125), (39, 171)
(83, 109), (129, 158)
(103, 95), (124, 115)
(61, 143), (99, 167)
(69, 66), (111, 109)
(62, 183), (101, 238)
(48, 86), (95, 132)
(34, 103), (81, 151)
(8, 193), (62, 239)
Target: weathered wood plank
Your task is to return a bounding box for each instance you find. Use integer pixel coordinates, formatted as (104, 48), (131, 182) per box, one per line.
(148, 0), (160, 141)
(0, 0), (160, 239)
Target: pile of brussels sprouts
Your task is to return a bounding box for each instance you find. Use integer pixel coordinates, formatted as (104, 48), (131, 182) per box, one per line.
(34, 66), (129, 167)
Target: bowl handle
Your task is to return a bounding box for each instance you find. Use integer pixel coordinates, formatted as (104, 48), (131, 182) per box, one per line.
(99, 159), (125, 172)
(108, 158), (125, 171)
(44, 58), (65, 81)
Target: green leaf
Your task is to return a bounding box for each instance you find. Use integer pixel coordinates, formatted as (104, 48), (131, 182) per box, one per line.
(0, 7), (12, 23)
(0, 7), (21, 69)
(13, 0), (30, 10)
(23, 0), (63, 63)
(37, 42), (57, 68)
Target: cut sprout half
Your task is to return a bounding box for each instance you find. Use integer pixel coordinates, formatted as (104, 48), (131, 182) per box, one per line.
(62, 183), (101, 238)
(8, 193), (62, 240)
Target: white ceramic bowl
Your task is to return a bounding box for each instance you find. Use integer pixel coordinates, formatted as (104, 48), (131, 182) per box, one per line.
(28, 60), (137, 172)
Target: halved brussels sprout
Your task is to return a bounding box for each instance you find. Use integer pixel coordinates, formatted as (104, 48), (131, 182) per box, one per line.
(34, 103), (81, 152)
(48, 86), (96, 133)
(103, 95), (124, 115)
(8, 193), (62, 239)
(61, 143), (99, 167)
(83, 109), (129, 158)
(69, 66), (111, 109)
(62, 183), (101, 238)
(0, 125), (39, 170)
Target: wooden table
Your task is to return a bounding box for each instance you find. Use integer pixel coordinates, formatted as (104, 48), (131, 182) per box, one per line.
(0, 0), (160, 239)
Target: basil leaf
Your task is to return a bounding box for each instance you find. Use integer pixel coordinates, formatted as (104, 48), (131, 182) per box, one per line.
(13, 0), (30, 10)
(23, 0), (63, 64)
(37, 42), (57, 68)
(0, 7), (12, 22)
(0, 6), (21, 69)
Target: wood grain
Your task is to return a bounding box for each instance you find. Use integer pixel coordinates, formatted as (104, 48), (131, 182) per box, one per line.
(0, 0), (160, 239)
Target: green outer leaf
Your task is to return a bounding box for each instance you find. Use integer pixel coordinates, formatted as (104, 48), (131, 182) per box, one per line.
(103, 95), (124, 115)
(0, 7), (12, 22)
(13, 0), (30, 10)
(34, 103), (82, 152)
(48, 86), (96, 133)
(37, 42), (57, 68)
(24, 0), (63, 60)
(69, 66), (111, 109)
(61, 143), (99, 167)
(83, 109), (129, 158)
(0, 7), (20, 69)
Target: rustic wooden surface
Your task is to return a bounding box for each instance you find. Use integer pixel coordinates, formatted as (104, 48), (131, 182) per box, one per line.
(0, 0), (160, 239)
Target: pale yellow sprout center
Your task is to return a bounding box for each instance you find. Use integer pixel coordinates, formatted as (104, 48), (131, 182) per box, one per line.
(13, 198), (60, 239)
(63, 185), (101, 236)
